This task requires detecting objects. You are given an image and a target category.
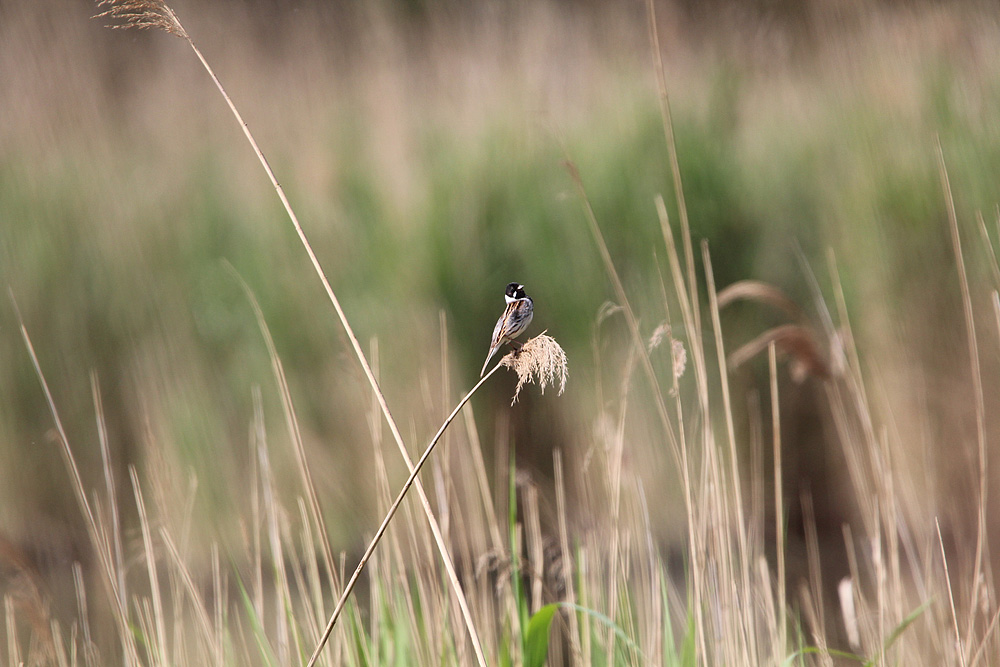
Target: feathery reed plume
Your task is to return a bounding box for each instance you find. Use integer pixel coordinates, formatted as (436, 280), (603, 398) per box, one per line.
(671, 339), (686, 381)
(95, 0), (187, 38)
(499, 332), (568, 405)
(596, 301), (624, 327)
(718, 279), (832, 380)
(717, 280), (804, 321)
(647, 322), (687, 384)
(728, 323), (831, 381)
(647, 321), (669, 352)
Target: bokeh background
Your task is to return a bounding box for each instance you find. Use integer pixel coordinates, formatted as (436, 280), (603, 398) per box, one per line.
(4, 0), (1000, 663)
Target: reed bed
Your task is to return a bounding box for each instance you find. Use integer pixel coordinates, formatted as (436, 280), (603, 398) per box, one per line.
(4, 1), (1000, 665)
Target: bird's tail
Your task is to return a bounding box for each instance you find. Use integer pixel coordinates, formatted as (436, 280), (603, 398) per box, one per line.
(480, 347), (497, 377)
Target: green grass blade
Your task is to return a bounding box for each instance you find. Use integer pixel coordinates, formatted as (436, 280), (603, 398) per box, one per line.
(524, 603), (561, 667)
(784, 598), (933, 667)
(680, 606), (697, 667)
(880, 598), (933, 659)
(232, 571), (278, 667)
(560, 602), (645, 660)
(782, 646), (866, 666)
(509, 448), (529, 657)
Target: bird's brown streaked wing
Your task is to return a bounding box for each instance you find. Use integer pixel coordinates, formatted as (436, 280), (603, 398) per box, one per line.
(491, 300), (518, 347)
(481, 301), (517, 377)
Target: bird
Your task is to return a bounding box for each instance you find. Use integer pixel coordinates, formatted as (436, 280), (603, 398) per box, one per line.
(480, 282), (534, 377)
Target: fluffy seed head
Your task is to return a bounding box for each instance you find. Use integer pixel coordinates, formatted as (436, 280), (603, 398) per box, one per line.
(500, 332), (568, 405)
(648, 322), (687, 386)
(95, 0), (188, 38)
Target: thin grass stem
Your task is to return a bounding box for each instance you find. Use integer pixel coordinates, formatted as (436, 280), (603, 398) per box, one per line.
(129, 467), (168, 666)
(117, 8), (487, 660)
(769, 342), (787, 657)
(938, 141), (988, 658)
(12, 292), (141, 666)
(307, 362), (503, 666)
(703, 242), (754, 658)
(645, 0), (700, 340)
(938, 518), (968, 667)
(563, 160), (679, 463)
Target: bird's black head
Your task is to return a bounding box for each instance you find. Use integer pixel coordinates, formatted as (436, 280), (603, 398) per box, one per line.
(505, 282), (526, 300)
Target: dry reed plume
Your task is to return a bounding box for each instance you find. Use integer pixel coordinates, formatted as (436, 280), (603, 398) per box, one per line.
(95, 0), (186, 37)
(500, 331), (568, 404)
(647, 322), (687, 384)
(720, 280), (833, 381)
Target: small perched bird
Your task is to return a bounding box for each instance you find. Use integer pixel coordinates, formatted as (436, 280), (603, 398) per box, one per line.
(480, 282), (534, 377)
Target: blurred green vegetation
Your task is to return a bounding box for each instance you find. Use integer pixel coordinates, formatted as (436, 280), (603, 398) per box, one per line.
(3, 0), (1000, 600)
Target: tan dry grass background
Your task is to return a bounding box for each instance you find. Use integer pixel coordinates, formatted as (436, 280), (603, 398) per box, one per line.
(4, 0), (1000, 664)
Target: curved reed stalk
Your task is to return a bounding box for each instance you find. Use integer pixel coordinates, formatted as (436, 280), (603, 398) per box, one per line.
(306, 362), (503, 666)
(96, 2), (487, 664)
